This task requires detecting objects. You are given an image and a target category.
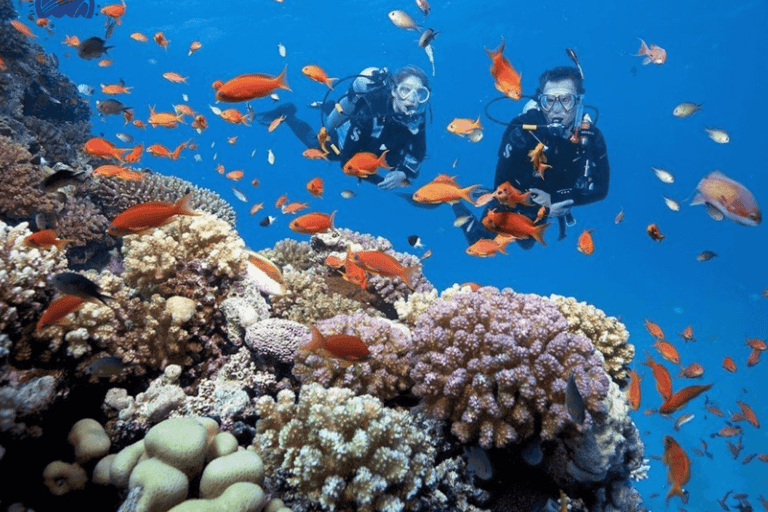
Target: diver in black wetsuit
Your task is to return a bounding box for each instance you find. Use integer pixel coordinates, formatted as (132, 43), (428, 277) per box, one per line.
(454, 66), (610, 249)
(256, 65), (430, 190)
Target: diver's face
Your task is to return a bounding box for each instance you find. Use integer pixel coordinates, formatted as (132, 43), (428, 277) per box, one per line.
(541, 79), (579, 129)
(392, 75), (427, 116)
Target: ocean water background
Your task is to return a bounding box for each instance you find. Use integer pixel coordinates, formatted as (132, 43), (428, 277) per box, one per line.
(28, 0), (767, 508)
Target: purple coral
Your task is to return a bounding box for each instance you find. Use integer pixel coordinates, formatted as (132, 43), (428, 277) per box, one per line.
(408, 287), (610, 448)
(244, 319), (310, 364)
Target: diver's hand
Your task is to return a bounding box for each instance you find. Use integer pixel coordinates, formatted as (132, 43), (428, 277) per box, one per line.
(548, 199), (574, 218)
(528, 188), (551, 208)
(378, 170), (407, 190)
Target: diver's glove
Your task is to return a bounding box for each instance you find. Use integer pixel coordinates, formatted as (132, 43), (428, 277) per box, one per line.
(528, 188), (573, 218)
(378, 170), (407, 190)
(549, 199), (574, 218)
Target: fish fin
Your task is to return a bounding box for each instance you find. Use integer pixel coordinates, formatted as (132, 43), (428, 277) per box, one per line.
(400, 265), (420, 291)
(325, 77), (337, 89)
(705, 204), (724, 221)
(532, 223), (550, 246)
(303, 325), (325, 351)
(462, 185), (480, 206)
(642, 57), (651, 65)
(689, 193), (706, 206)
(175, 191), (198, 216)
(635, 38), (649, 56)
(379, 149), (392, 169)
(277, 65), (291, 92)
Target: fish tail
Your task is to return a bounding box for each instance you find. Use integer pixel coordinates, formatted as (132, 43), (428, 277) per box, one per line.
(521, 191), (534, 207)
(400, 265), (420, 290)
(379, 149), (392, 169)
(304, 325), (325, 351)
(635, 38), (649, 56)
(325, 77), (337, 89)
(329, 210), (337, 231)
(485, 37), (505, 58)
(54, 239), (75, 251)
(531, 222), (549, 246)
(474, 116), (483, 130)
(175, 191), (198, 216)
(277, 65), (291, 92)
(462, 184), (480, 206)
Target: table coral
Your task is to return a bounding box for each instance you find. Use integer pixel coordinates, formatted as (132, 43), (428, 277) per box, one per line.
(292, 313), (413, 401)
(408, 287), (611, 449)
(252, 383), (438, 512)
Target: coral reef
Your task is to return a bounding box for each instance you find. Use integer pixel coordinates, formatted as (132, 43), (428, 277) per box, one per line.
(0, 135), (62, 220)
(245, 318), (310, 364)
(408, 287), (611, 448)
(252, 383), (439, 512)
(292, 313), (414, 401)
(0, 374), (59, 437)
(546, 294), (634, 384)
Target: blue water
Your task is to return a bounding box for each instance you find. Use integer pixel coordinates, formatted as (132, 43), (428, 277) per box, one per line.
(29, 0), (768, 508)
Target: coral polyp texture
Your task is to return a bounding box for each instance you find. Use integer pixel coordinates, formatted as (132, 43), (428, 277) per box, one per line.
(252, 383), (438, 512)
(292, 313), (414, 401)
(408, 286), (611, 449)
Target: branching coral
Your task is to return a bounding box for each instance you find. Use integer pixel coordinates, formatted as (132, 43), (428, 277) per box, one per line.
(545, 294), (634, 384)
(292, 313), (413, 401)
(0, 135), (61, 220)
(253, 383), (439, 512)
(408, 287), (611, 449)
(258, 238), (314, 272)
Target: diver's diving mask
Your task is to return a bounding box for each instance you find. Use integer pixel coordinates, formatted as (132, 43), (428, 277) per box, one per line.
(396, 83), (430, 104)
(539, 93), (580, 112)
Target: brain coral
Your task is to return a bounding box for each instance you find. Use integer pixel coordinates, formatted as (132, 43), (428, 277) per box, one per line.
(292, 313), (413, 401)
(252, 383), (438, 512)
(408, 287), (610, 449)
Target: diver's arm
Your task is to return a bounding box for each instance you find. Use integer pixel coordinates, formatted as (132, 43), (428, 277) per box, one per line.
(327, 67), (383, 129)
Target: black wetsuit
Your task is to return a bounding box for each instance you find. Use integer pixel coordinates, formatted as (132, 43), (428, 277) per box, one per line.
(331, 86), (427, 183)
(456, 108), (610, 248)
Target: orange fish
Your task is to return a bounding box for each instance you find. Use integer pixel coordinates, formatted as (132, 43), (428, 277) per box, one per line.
(215, 164), (225, 175)
(691, 170), (761, 226)
(302, 64), (336, 89)
(101, 82), (132, 95)
(534, 205), (547, 224)
(281, 202), (309, 214)
(23, 230), (73, 251)
(116, 168), (145, 181)
(658, 383), (713, 414)
(219, 108), (249, 125)
(108, 191), (198, 237)
(154, 31), (170, 49)
(653, 339), (680, 365)
(191, 115), (207, 132)
(83, 137), (127, 162)
(304, 325), (370, 362)
(643, 352), (672, 401)
(132, 119), (146, 129)
(342, 150), (391, 177)
(317, 127), (330, 152)
(188, 41), (202, 56)
(148, 106), (184, 128)
(745, 337), (767, 351)
(130, 32), (148, 43)
(226, 170), (244, 181)
(303, 148), (328, 160)
(146, 143), (173, 158)
(528, 142), (552, 179)
(746, 349), (761, 368)
(714, 426), (743, 438)
(249, 203), (264, 215)
(644, 319), (664, 339)
(11, 20), (36, 38)
(35, 18), (49, 28)
(100, 0), (126, 24)
(350, 250), (419, 290)
(722, 356), (737, 372)
(482, 209), (549, 245)
(647, 223), (665, 241)
(627, 370), (642, 411)
(486, 38), (522, 100)
(679, 325), (695, 342)
(162, 72), (188, 84)
(662, 435), (690, 505)
(491, 181), (532, 208)
(577, 229), (595, 255)
(36, 296), (86, 330)
(214, 67), (291, 102)
(170, 141), (188, 160)
(466, 235), (515, 257)
(635, 38), (667, 65)
(736, 400), (760, 428)
(447, 117), (482, 136)
(678, 363), (704, 379)
(289, 211), (336, 235)
(174, 104), (195, 117)
(227, 136), (238, 145)
(704, 396), (725, 417)
(98, 59), (113, 68)
(342, 249), (368, 290)
(306, 177), (324, 197)
(93, 164), (124, 177)
(415, 0), (430, 15)
(412, 181), (478, 205)
(275, 194), (288, 208)
(63, 35), (80, 47)
(268, 114), (286, 132)
(324, 255), (344, 268)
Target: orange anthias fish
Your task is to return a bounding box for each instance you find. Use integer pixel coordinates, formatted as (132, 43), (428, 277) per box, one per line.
(36, 296), (86, 330)
(679, 325), (695, 342)
(653, 339), (681, 365)
(723, 356), (737, 372)
(662, 436), (690, 505)
(226, 170), (244, 181)
(281, 202), (309, 214)
(736, 400), (760, 428)
(658, 383), (713, 414)
(306, 177), (324, 197)
(63, 35), (80, 47)
(466, 235), (515, 257)
(268, 114), (286, 132)
(146, 143), (173, 158)
(635, 38), (667, 65)
(163, 72), (188, 84)
(627, 370), (642, 411)
(108, 191), (198, 236)
(647, 223), (665, 241)
(275, 194), (288, 208)
(191, 115), (207, 132)
(303, 148), (328, 160)
(342, 150), (391, 177)
(678, 363), (704, 379)
(528, 142), (552, 179)
(643, 352), (672, 401)
(188, 41), (202, 56)
(412, 181), (478, 205)
(100, 0), (126, 24)
(219, 108), (249, 125)
(154, 31), (170, 49)
(148, 107), (184, 128)
(11, 20), (36, 38)
(747, 349), (762, 368)
(350, 250), (420, 290)
(342, 249), (368, 290)
(214, 67), (291, 102)
(304, 325), (370, 362)
(23, 230), (74, 251)
(447, 117), (482, 136)
(130, 32), (148, 42)
(482, 209), (549, 245)
(101, 82), (132, 95)
(301, 64), (336, 89)
(745, 337), (767, 351)
(93, 164), (124, 177)
(691, 170), (761, 226)
(644, 319), (665, 339)
(486, 38), (521, 99)
(83, 137), (127, 162)
(577, 229), (595, 255)
(490, 181), (532, 208)
(289, 211), (336, 235)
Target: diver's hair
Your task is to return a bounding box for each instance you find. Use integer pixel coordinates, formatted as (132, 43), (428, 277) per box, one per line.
(393, 65), (429, 90)
(536, 66), (585, 95)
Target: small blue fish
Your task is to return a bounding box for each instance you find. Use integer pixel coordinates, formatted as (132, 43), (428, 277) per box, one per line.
(85, 356), (126, 377)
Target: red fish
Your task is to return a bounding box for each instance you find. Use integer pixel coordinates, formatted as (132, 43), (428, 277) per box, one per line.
(747, 349), (761, 368)
(745, 337), (767, 351)
(306, 177), (324, 197)
(658, 383), (713, 414)
(627, 370), (642, 411)
(83, 137), (127, 162)
(486, 38), (521, 100)
(577, 229), (595, 255)
(644, 319), (664, 339)
(304, 325), (370, 362)
(643, 352), (672, 401)
(214, 67), (291, 102)
(289, 211), (336, 235)
(678, 363), (704, 379)
(662, 436), (690, 505)
(678, 325), (695, 342)
(108, 192), (198, 236)
(24, 230), (74, 251)
(489, 181), (532, 208)
(653, 339), (680, 364)
(343, 150), (391, 177)
(647, 223), (665, 241)
(736, 400), (760, 428)
(691, 170), (761, 226)
(350, 250), (419, 290)
(482, 209), (549, 245)
(36, 296), (86, 330)
(342, 249), (368, 290)
(722, 356), (737, 372)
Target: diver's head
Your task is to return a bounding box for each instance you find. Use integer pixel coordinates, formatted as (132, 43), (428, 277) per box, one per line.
(391, 65), (430, 118)
(536, 66), (584, 132)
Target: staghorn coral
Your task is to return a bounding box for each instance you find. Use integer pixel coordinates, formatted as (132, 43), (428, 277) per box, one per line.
(253, 383), (439, 512)
(292, 313), (414, 401)
(408, 287), (611, 449)
(271, 269), (383, 324)
(545, 294), (634, 385)
(121, 212), (247, 299)
(85, 173), (236, 227)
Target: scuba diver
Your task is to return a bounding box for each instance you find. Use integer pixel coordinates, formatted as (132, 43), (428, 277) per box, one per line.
(255, 65), (431, 190)
(454, 62), (610, 249)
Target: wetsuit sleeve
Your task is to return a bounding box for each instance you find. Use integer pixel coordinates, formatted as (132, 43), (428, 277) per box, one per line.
(395, 126), (426, 180)
(569, 128), (610, 207)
